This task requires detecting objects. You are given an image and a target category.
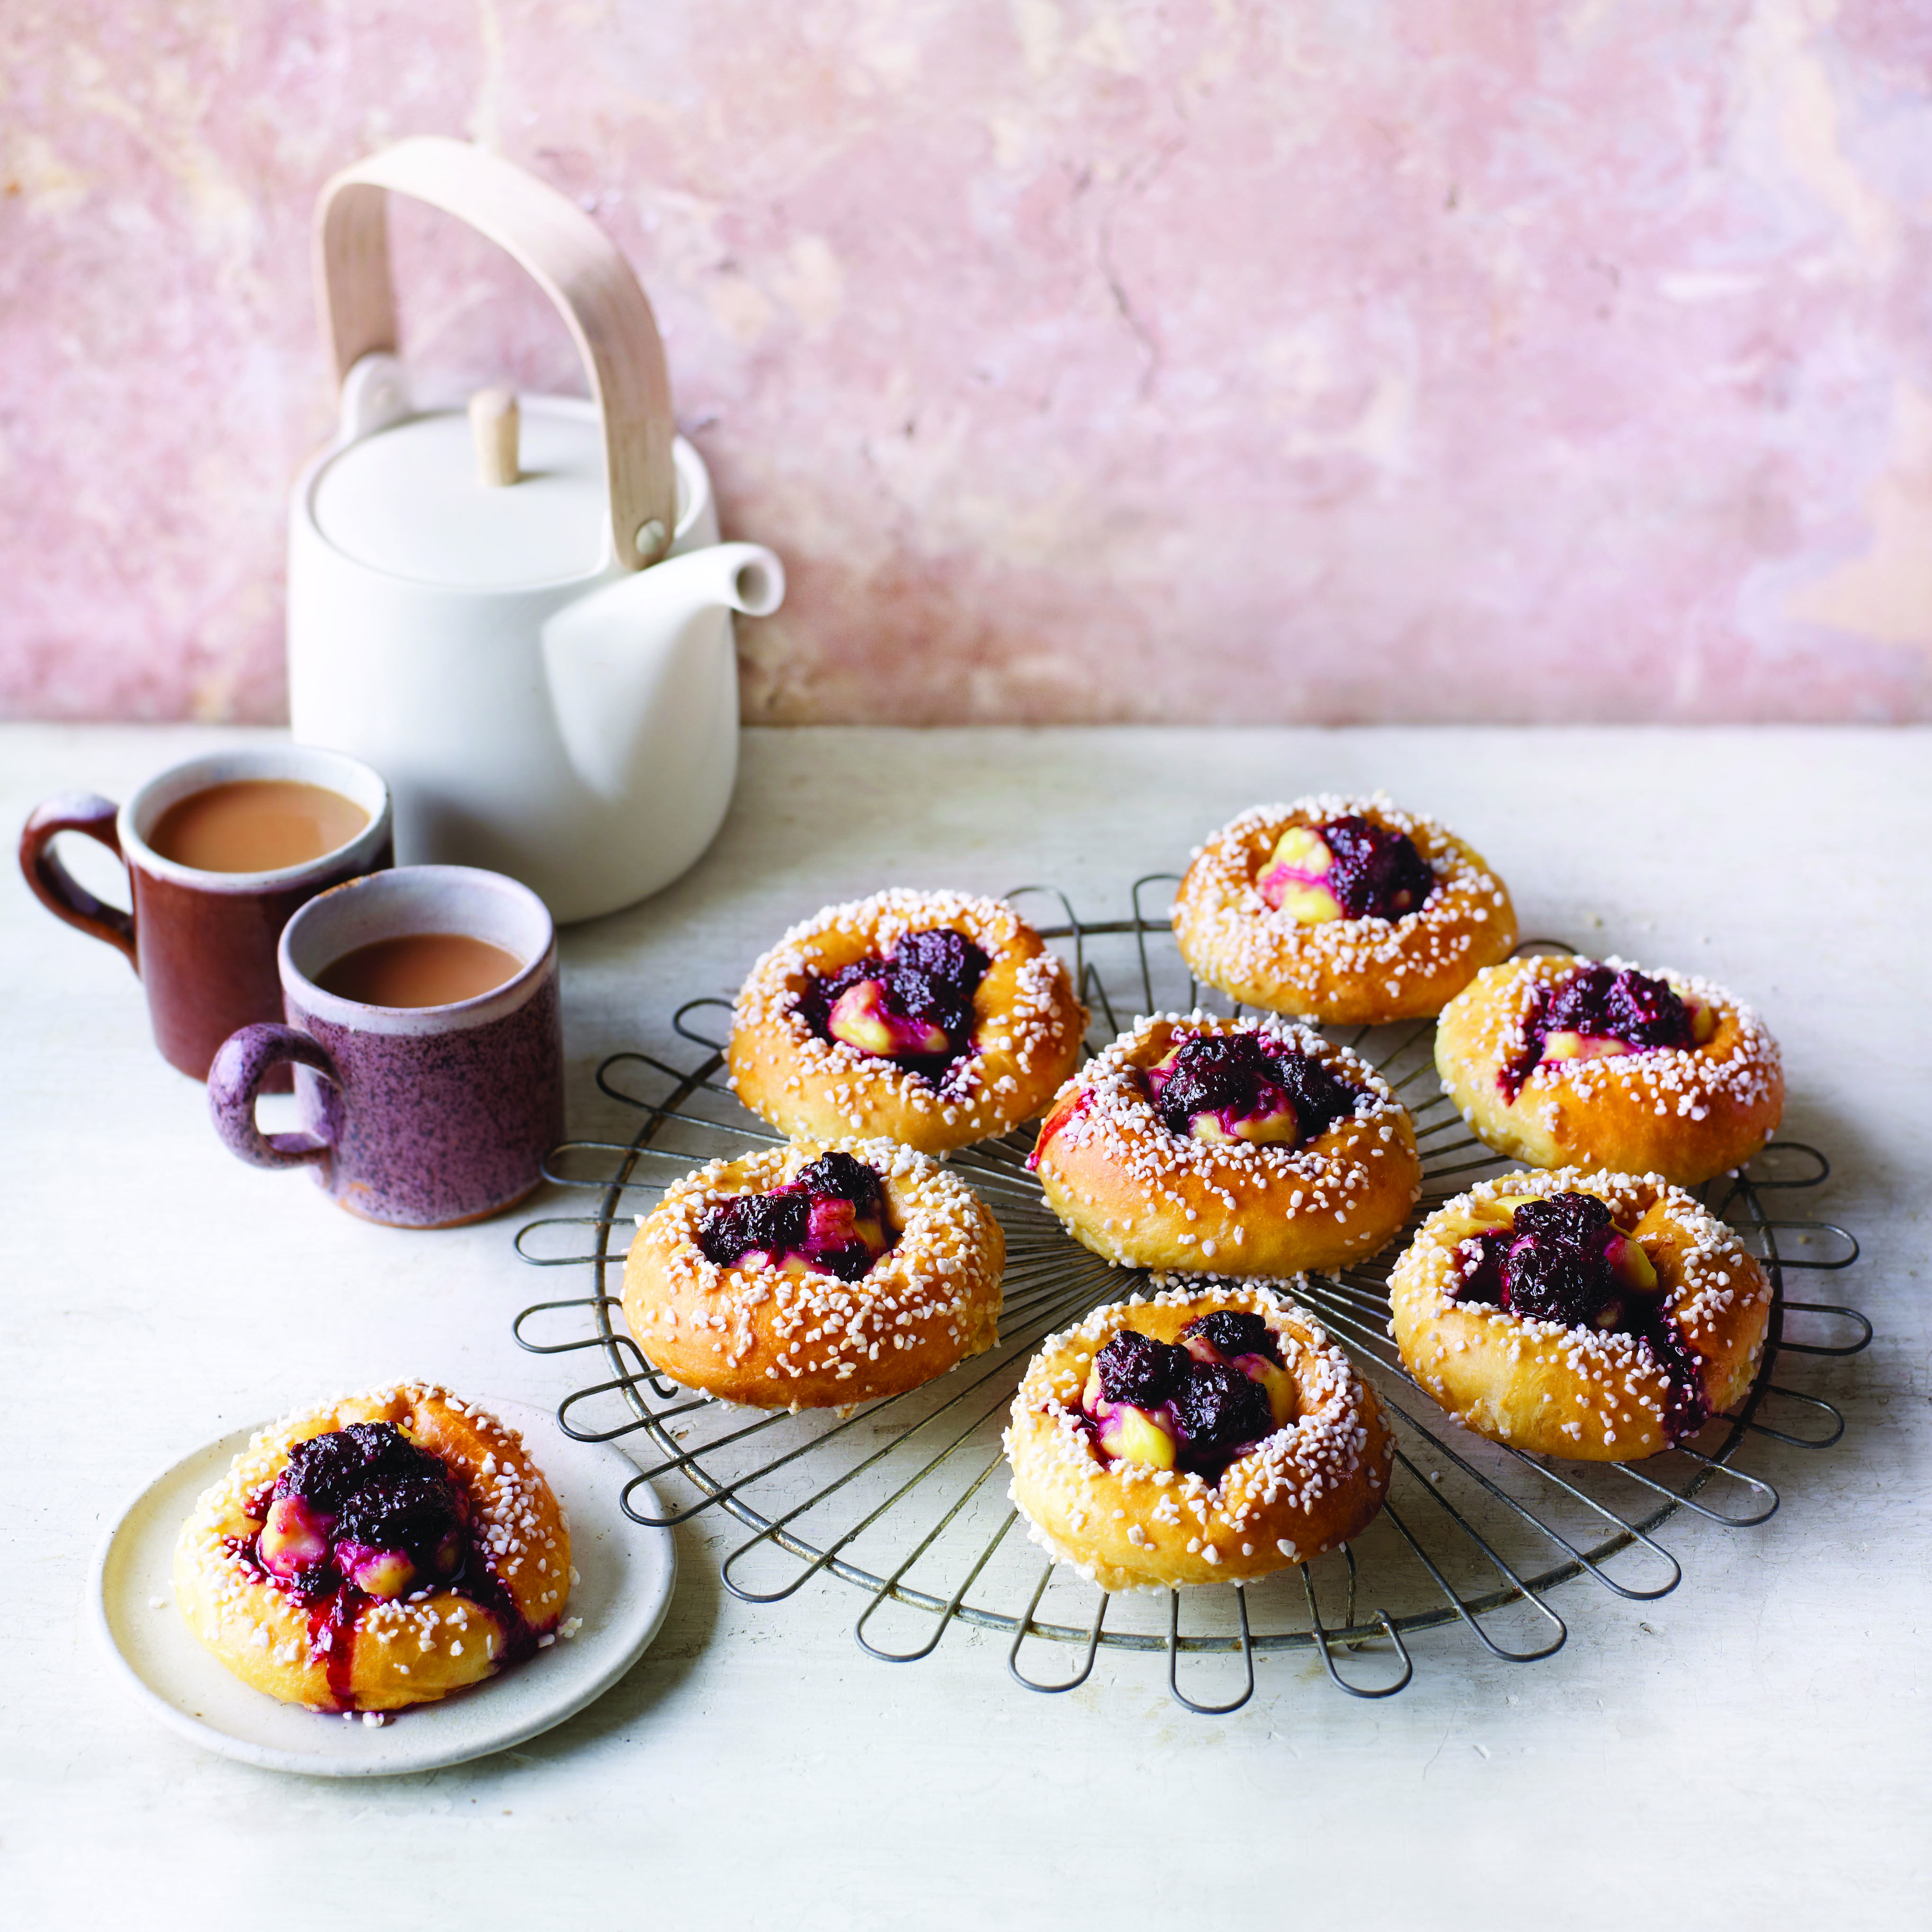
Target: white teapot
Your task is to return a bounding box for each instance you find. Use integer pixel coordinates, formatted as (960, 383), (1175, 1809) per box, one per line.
(287, 138), (783, 924)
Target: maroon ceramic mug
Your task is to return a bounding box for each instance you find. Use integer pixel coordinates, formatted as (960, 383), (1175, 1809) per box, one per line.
(18, 746), (393, 1080)
(206, 866), (564, 1229)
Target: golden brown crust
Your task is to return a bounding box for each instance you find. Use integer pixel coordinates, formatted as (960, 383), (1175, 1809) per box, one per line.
(727, 889), (1086, 1154)
(1172, 793), (1517, 1024)
(1004, 1282), (1393, 1592)
(172, 1385), (571, 1714)
(1030, 1012), (1421, 1276)
(1434, 956), (1784, 1188)
(1389, 1169), (1772, 1461)
(622, 1137), (1005, 1408)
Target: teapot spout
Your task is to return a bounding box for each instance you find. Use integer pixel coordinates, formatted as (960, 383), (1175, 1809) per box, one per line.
(541, 542), (785, 802)
(628, 542), (785, 628)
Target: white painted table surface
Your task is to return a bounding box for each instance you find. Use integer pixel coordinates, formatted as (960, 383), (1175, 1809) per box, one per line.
(2, 724), (1926, 1925)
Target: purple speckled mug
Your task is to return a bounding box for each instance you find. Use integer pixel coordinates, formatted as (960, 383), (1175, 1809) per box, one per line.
(207, 866), (564, 1228)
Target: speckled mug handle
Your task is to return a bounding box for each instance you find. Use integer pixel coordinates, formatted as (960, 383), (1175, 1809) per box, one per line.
(207, 1024), (338, 1169)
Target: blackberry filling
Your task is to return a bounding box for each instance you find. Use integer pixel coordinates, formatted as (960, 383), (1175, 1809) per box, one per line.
(1180, 1310), (1284, 1367)
(800, 926), (991, 1091)
(1452, 1228), (1512, 1306)
(1173, 1363), (1274, 1463)
(1449, 1191), (1708, 1440)
(697, 1190), (813, 1270)
(1143, 1032), (1359, 1147)
(1499, 965), (1698, 1100)
(277, 1421), (430, 1514)
(334, 1470), (465, 1561)
(1081, 1320), (1288, 1477)
(1094, 1330), (1187, 1408)
(255, 1422), (475, 1603)
(1503, 1193), (1627, 1327)
(1320, 814), (1438, 921)
(696, 1149), (894, 1282)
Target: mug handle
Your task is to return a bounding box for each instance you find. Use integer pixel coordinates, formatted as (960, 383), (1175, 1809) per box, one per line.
(208, 1024), (339, 1169)
(18, 793), (137, 969)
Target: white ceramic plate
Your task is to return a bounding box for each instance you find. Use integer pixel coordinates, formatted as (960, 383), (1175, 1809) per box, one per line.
(89, 1397), (675, 1777)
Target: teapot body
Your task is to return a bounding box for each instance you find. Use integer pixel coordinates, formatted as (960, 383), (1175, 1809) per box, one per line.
(289, 404), (738, 925)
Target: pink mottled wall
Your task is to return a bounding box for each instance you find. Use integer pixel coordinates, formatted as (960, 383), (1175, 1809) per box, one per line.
(2, 1), (1929, 724)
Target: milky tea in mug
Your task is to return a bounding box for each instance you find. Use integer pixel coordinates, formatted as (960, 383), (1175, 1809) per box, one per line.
(148, 779), (370, 874)
(316, 932), (524, 1009)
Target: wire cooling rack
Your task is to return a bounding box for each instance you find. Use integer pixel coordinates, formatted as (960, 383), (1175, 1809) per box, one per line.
(512, 882), (1870, 1713)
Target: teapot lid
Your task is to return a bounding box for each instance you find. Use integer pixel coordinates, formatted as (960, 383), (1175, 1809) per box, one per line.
(312, 398), (613, 589)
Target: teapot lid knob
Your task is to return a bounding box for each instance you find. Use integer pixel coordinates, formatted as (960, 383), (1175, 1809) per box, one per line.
(469, 387), (520, 487)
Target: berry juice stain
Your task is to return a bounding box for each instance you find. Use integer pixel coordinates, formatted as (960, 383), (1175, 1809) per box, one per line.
(1025, 1087), (1094, 1169)
(311, 1587), (359, 1707)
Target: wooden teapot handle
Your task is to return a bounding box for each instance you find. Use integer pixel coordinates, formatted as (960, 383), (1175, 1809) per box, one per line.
(315, 137), (677, 570)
